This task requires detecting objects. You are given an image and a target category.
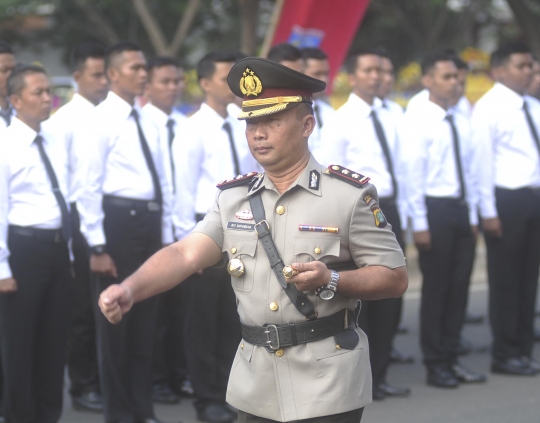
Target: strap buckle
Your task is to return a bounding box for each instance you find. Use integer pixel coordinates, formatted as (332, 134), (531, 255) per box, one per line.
(264, 324), (280, 350)
(255, 220), (270, 231)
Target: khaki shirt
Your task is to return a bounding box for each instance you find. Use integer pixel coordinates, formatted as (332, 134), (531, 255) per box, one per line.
(194, 154), (405, 421)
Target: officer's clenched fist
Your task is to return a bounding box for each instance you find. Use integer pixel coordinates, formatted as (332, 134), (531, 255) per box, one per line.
(98, 284), (134, 324)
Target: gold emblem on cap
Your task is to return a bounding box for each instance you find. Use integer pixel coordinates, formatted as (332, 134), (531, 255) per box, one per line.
(240, 68), (263, 97)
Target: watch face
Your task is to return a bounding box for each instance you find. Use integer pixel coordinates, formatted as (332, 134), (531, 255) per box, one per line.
(319, 289), (335, 301)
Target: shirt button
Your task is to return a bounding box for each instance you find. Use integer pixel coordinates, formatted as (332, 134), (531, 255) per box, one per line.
(336, 344), (342, 350)
(269, 302), (279, 311)
(314, 247), (321, 255)
(275, 348), (285, 357)
(230, 247), (237, 254)
(241, 343), (244, 350)
(276, 205), (285, 215)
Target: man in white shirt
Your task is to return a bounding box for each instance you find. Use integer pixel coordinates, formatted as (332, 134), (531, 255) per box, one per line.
(44, 42), (108, 413)
(528, 60), (540, 100)
(173, 52), (258, 423)
(377, 50), (404, 121)
(403, 51), (485, 388)
(319, 49), (410, 400)
(300, 47), (334, 155)
(0, 41), (16, 131)
(0, 64), (72, 423)
(472, 42), (540, 376)
(267, 43), (304, 73)
(142, 56), (189, 405)
(77, 41), (173, 423)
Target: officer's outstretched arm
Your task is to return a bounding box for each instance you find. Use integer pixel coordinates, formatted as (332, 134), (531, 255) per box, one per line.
(99, 232), (222, 324)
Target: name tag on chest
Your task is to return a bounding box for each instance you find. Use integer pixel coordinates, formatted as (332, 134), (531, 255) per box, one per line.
(227, 222), (255, 231)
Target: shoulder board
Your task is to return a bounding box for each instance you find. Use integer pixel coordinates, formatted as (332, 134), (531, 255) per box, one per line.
(216, 172), (259, 190)
(325, 165), (370, 187)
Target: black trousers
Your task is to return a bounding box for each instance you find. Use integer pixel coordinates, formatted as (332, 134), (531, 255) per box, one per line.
(419, 197), (475, 365)
(238, 408), (364, 423)
(152, 282), (188, 389)
(68, 204), (100, 395)
(184, 266), (241, 410)
(92, 199), (161, 422)
(0, 229), (72, 423)
(358, 199), (403, 384)
(486, 187), (540, 360)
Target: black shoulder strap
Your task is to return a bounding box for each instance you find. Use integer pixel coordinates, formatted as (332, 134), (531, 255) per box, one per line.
(249, 192), (317, 320)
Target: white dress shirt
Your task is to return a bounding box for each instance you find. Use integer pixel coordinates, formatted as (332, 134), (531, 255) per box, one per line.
(0, 105), (15, 132)
(407, 88), (471, 119)
(76, 91), (173, 247)
(402, 100), (478, 232)
(143, 102), (187, 193)
(381, 98), (404, 122)
(472, 82), (540, 219)
(172, 102), (260, 240)
(43, 93), (96, 204)
(0, 118), (69, 279)
(309, 98), (334, 155)
(318, 92), (407, 222)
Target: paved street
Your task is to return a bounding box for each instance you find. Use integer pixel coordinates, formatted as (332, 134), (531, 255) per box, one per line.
(59, 241), (540, 423)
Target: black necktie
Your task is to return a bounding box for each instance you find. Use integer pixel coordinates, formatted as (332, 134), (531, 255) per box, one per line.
(166, 118), (176, 192)
(371, 110), (398, 199)
(34, 135), (72, 242)
(0, 106), (11, 127)
(222, 121), (241, 176)
(131, 109), (163, 205)
(523, 101), (540, 159)
(314, 103), (323, 129)
(446, 114), (466, 201)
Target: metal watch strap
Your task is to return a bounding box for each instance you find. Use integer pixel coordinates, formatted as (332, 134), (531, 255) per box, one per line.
(249, 192), (317, 319)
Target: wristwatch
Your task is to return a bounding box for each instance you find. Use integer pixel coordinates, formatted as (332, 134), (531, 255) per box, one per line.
(91, 245), (107, 255)
(316, 270), (340, 301)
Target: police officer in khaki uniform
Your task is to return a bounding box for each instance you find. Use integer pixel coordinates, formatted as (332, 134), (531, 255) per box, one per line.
(97, 58), (408, 423)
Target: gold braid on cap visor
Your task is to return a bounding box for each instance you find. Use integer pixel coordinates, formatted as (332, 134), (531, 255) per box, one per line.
(238, 95), (312, 119)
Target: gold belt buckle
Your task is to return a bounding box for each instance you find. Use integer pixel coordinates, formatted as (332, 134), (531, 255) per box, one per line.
(264, 324), (280, 350)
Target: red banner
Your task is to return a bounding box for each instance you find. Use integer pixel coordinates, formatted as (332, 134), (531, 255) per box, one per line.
(272, 0), (371, 86)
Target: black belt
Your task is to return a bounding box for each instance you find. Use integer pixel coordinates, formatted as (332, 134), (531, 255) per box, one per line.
(9, 225), (65, 243)
(425, 196), (467, 207)
(241, 309), (355, 350)
(103, 195), (161, 213)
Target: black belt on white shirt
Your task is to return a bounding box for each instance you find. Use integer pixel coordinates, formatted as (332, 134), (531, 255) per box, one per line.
(9, 225), (65, 243)
(103, 195), (161, 213)
(425, 196), (467, 207)
(240, 309), (356, 350)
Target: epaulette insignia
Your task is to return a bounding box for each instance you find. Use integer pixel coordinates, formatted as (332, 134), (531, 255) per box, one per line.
(217, 172), (259, 190)
(326, 165), (370, 187)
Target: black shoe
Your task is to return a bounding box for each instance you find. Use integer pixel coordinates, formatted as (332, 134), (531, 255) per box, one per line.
(72, 391), (103, 413)
(135, 419), (182, 423)
(389, 347), (414, 364)
(375, 382), (411, 397)
(372, 384), (386, 401)
(197, 404), (236, 423)
(180, 378), (195, 397)
(396, 324), (408, 334)
(491, 357), (539, 376)
(427, 366), (460, 388)
(534, 328), (540, 342)
(451, 363), (487, 383)
(464, 312), (484, 324)
(153, 383), (180, 404)
(520, 356), (540, 372)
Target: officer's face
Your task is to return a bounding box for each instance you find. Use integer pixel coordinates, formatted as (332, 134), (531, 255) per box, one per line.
(200, 62), (235, 106)
(0, 53), (16, 98)
(377, 57), (394, 99)
(245, 106), (314, 172)
(494, 52), (534, 95)
(348, 54), (381, 103)
(10, 72), (51, 125)
(146, 65), (185, 112)
(528, 61), (540, 98)
(422, 60), (459, 106)
(74, 57), (108, 105)
(108, 50), (148, 97)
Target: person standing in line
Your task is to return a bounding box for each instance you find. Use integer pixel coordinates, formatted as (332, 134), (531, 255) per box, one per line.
(0, 42), (16, 132)
(142, 56), (192, 404)
(44, 42), (109, 413)
(77, 41), (174, 423)
(403, 51), (486, 388)
(267, 43), (304, 73)
(528, 60), (540, 100)
(319, 49), (410, 400)
(300, 47), (334, 156)
(172, 52), (259, 423)
(472, 42), (540, 376)
(0, 64), (72, 423)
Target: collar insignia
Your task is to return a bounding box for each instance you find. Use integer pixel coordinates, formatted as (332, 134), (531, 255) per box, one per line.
(249, 173), (264, 192)
(309, 170), (320, 190)
(240, 68), (263, 97)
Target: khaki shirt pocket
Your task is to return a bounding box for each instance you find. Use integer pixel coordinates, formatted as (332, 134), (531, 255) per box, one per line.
(294, 236), (340, 262)
(239, 340), (254, 362)
(223, 234), (258, 293)
(307, 328), (364, 360)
